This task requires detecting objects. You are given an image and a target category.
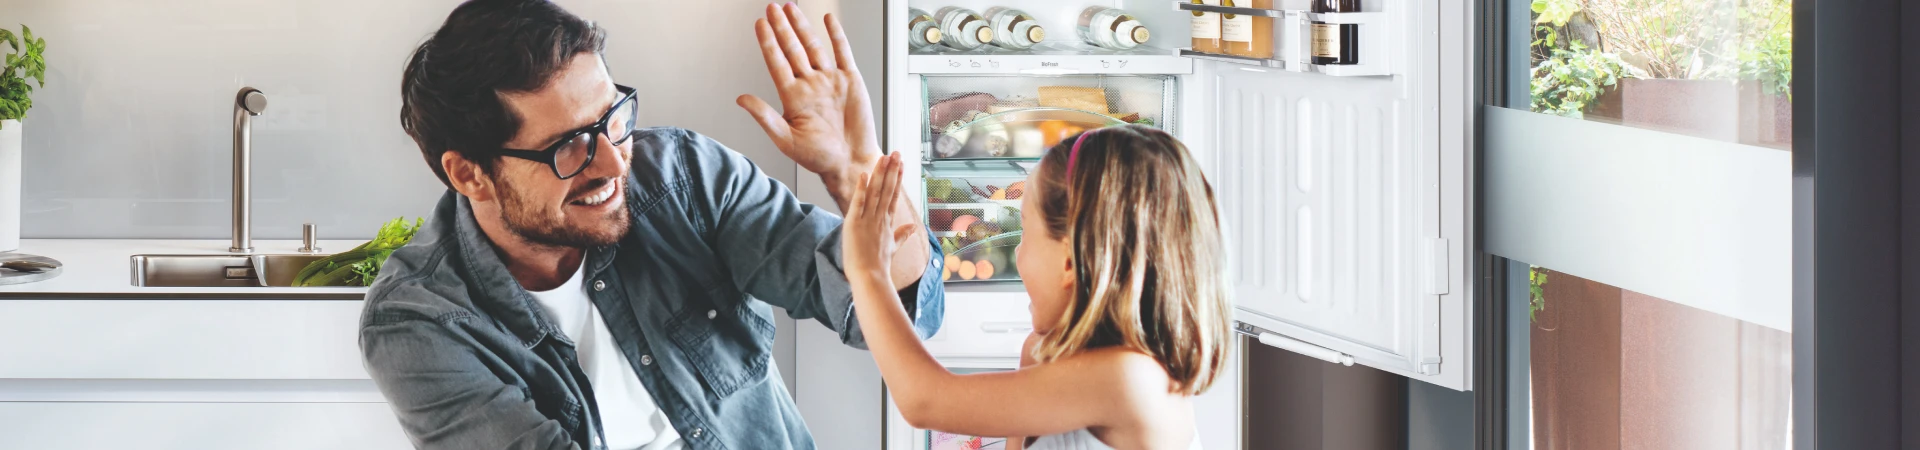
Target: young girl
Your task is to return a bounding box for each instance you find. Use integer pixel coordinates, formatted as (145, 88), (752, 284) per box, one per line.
(842, 124), (1233, 450)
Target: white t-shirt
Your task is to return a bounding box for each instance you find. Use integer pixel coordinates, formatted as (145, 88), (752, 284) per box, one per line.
(527, 261), (684, 450)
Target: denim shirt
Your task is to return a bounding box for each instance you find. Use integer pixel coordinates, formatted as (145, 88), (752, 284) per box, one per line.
(359, 127), (945, 450)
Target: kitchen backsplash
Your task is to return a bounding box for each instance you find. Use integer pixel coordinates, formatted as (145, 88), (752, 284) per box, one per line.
(1, 0), (877, 239)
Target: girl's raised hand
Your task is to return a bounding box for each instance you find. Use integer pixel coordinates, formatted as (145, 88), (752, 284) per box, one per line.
(842, 152), (918, 280)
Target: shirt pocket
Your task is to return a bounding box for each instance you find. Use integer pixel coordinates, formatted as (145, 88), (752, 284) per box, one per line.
(666, 283), (776, 401)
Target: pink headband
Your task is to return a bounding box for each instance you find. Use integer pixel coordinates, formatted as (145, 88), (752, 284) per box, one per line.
(1067, 129), (1099, 178)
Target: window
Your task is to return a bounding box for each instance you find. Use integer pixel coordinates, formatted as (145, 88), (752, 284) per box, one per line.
(1522, 0), (1791, 149)
(1485, 0), (1796, 447)
(1516, 266), (1790, 449)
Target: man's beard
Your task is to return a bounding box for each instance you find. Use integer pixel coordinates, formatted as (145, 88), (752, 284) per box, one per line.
(493, 174), (630, 249)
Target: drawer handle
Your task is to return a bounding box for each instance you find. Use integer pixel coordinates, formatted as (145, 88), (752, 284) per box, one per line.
(979, 322), (1033, 334)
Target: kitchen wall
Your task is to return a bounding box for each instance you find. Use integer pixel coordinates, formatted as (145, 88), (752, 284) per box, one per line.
(2, 0), (864, 239)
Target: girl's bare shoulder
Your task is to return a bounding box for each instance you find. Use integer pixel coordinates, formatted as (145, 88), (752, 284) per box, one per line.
(1055, 347), (1182, 404)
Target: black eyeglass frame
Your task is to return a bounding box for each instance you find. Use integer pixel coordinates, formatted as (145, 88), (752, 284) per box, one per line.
(482, 84), (641, 180)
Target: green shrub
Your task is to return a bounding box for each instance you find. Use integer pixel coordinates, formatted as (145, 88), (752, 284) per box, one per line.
(1530, 41), (1634, 119)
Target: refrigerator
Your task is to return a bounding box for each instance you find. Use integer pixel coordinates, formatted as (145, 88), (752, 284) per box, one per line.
(797, 0), (1473, 448)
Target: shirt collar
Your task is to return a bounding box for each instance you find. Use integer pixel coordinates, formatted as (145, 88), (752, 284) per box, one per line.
(440, 192), (572, 348)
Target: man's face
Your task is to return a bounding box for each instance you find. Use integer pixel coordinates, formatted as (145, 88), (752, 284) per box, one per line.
(489, 54), (633, 249)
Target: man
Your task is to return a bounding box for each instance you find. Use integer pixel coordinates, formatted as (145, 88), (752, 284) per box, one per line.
(360, 1), (943, 449)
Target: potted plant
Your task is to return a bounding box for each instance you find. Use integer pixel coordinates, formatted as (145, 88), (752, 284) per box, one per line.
(1533, 0), (1792, 147)
(0, 25), (46, 252)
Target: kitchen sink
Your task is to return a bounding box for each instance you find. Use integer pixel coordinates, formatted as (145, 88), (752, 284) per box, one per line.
(130, 254), (329, 287)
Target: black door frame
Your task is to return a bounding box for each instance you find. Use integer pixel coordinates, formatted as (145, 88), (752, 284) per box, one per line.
(1793, 0), (1919, 448)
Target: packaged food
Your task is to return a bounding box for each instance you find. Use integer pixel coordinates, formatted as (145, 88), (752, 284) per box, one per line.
(1038, 86), (1110, 114)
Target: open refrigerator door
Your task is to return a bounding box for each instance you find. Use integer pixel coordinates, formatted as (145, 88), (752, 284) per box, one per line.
(798, 0), (1470, 446)
(890, 0), (1470, 389)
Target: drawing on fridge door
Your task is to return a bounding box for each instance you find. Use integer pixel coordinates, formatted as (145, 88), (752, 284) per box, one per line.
(929, 432), (1009, 450)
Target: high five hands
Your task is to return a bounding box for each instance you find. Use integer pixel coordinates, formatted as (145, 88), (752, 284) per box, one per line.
(737, 3), (881, 208)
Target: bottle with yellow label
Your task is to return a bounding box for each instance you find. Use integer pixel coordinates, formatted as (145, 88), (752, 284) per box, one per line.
(1222, 0), (1273, 59)
(1190, 1), (1223, 54)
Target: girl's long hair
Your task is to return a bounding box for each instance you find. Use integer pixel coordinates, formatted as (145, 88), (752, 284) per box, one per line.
(1029, 124), (1233, 395)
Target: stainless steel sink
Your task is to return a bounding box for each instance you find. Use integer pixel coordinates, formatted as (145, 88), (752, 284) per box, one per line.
(130, 254), (329, 287)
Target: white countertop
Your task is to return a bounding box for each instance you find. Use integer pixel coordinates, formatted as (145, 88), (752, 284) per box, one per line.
(0, 239), (371, 299)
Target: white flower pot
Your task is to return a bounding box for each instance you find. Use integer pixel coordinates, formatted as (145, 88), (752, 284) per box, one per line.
(0, 119), (19, 252)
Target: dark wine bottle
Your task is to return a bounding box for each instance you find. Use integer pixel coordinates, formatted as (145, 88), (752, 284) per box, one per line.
(1309, 0), (1360, 65)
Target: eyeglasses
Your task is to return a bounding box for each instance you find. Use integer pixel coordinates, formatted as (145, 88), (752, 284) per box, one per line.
(487, 84), (640, 180)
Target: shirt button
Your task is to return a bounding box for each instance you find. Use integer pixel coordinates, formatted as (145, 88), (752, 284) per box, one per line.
(691, 428), (704, 439)
(593, 280), (606, 292)
(707, 310), (717, 319)
(640, 354), (653, 365)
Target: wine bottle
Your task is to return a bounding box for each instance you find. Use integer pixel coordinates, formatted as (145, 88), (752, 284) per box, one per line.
(1310, 0), (1360, 65)
(1222, 0), (1274, 59)
(1077, 6), (1150, 50)
(1190, 0), (1223, 54)
(985, 7), (1044, 50)
(935, 7), (994, 51)
(908, 8), (944, 50)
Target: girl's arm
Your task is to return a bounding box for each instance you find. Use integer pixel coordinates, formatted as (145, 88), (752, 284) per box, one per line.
(840, 155), (1166, 438)
(1007, 333), (1045, 450)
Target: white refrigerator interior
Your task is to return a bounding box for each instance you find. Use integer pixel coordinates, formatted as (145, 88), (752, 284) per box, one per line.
(798, 0), (1472, 447)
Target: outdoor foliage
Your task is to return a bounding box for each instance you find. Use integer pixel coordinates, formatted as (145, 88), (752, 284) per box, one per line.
(1737, 0), (1792, 97)
(0, 25), (47, 127)
(1528, 0), (1793, 115)
(1530, 41), (1634, 119)
(1529, 266), (1549, 322)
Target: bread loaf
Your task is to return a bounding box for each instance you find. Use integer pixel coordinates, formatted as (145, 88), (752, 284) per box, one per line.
(1038, 86), (1110, 114)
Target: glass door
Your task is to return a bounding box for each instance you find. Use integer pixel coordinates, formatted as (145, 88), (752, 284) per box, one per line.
(1481, 0), (1795, 447)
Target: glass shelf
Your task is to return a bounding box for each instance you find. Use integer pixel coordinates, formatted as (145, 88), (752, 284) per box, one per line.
(928, 108), (1125, 161)
(908, 42), (1194, 75)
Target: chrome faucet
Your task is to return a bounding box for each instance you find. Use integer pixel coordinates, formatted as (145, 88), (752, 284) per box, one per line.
(231, 87), (267, 253)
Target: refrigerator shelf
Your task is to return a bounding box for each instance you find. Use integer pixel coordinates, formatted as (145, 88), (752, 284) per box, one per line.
(923, 158), (1040, 173)
(1174, 2), (1285, 17)
(926, 201), (1023, 210)
(908, 47), (1194, 75)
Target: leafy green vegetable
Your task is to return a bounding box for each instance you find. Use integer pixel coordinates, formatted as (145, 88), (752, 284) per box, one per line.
(0, 25), (49, 126)
(293, 217), (424, 287)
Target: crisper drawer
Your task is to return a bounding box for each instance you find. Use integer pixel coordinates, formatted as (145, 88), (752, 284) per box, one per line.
(921, 74), (1178, 161)
(920, 290), (1031, 361)
(925, 164), (1028, 283)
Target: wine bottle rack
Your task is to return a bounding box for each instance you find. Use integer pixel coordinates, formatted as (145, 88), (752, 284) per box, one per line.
(1172, 2), (1392, 77)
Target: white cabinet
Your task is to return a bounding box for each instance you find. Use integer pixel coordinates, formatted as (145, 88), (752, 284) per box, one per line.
(0, 300), (367, 380)
(0, 298), (411, 448)
(0, 402), (410, 450)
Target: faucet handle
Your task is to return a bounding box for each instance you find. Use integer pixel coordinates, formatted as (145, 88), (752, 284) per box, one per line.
(298, 223), (322, 253)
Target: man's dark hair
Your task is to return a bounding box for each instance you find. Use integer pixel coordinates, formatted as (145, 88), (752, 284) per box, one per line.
(401, 0), (607, 189)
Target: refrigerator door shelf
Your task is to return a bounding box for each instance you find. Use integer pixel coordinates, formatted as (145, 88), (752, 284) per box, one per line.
(1172, 7), (1394, 77)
